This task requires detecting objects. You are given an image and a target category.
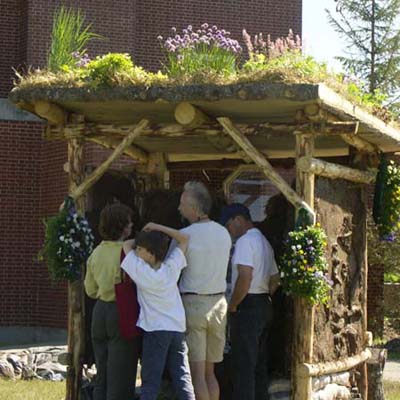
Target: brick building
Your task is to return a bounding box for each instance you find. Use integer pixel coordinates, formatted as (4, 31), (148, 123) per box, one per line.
(0, 0), (302, 340)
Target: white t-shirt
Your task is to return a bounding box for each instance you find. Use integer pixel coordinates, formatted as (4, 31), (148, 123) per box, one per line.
(178, 221), (232, 294)
(231, 228), (279, 294)
(121, 247), (187, 332)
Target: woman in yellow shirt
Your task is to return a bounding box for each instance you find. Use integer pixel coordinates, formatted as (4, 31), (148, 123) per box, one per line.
(84, 203), (140, 400)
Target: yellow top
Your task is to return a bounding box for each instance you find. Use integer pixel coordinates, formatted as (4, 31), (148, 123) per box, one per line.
(84, 241), (124, 302)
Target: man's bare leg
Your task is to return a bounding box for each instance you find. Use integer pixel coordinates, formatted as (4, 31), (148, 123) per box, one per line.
(190, 361), (210, 400)
(205, 361), (220, 400)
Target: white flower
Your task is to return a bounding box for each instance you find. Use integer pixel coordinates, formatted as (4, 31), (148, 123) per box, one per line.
(70, 229), (75, 234)
(74, 242), (80, 248)
(59, 236), (65, 241)
(280, 272), (285, 277)
(293, 268), (297, 273)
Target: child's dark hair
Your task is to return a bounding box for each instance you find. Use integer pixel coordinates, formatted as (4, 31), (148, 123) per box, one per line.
(99, 203), (133, 240)
(135, 231), (169, 262)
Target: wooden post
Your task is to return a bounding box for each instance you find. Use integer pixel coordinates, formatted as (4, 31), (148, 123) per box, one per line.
(70, 119), (149, 201)
(147, 152), (169, 189)
(297, 156), (377, 184)
(174, 102), (209, 127)
(349, 147), (369, 400)
(217, 117), (315, 220)
(66, 137), (85, 400)
(293, 133), (315, 400)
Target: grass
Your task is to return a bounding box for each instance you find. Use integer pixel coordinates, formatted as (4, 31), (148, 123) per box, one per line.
(0, 378), (399, 400)
(384, 380), (400, 400)
(0, 378), (65, 400)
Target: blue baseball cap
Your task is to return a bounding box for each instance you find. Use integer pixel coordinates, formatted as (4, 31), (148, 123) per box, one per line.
(219, 203), (251, 226)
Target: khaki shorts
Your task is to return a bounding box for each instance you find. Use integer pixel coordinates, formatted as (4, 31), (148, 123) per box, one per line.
(182, 294), (227, 363)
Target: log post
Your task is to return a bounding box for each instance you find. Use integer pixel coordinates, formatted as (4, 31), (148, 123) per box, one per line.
(34, 101), (66, 125)
(297, 156), (377, 184)
(147, 152), (169, 189)
(70, 119), (149, 201)
(349, 147), (370, 400)
(217, 117), (315, 220)
(174, 102), (209, 128)
(293, 133), (315, 400)
(66, 137), (85, 400)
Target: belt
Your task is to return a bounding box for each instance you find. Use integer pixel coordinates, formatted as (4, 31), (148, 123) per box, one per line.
(181, 292), (225, 296)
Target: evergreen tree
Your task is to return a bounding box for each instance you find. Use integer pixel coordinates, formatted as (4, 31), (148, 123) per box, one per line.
(327, 0), (400, 114)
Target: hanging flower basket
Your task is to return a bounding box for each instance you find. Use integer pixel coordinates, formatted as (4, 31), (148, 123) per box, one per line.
(279, 224), (332, 305)
(39, 196), (94, 281)
(373, 155), (400, 241)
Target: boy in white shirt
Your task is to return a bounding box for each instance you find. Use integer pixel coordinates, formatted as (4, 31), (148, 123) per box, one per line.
(121, 222), (195, 400)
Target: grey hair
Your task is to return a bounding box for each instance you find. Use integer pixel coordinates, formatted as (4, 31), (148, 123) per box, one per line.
(184, 181), (212, 215)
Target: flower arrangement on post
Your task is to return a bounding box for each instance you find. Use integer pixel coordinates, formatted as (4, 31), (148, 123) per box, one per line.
(158, 23), (242, 79)
(39, 197), (94, 281)
(279, 224), (332, 305)
(373, 156), (400, 241)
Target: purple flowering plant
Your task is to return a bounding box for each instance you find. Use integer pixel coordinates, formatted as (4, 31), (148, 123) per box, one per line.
(279, 224), (332, 305)
(39, 196), (94, 281)
(158, 24), (242, 78)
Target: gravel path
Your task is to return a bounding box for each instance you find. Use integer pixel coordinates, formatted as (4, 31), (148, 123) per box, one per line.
(383, 360), (400, 381)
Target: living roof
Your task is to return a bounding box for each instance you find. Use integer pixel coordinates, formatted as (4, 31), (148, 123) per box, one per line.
(9, 81), (400, 160)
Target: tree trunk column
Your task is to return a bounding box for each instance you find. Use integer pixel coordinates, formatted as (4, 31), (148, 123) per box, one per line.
(66, 137), (85, 400)
(293, 133), (315, 400)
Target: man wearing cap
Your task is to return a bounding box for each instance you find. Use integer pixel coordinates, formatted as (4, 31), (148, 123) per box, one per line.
(220, 203), (280, 400)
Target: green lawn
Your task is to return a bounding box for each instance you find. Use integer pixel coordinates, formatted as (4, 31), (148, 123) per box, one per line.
(0, 379), (65, 400)
(384, 380), (400, 400)
(1, 378), (399, 399)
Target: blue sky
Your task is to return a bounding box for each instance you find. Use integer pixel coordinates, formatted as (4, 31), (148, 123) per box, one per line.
(302, 0), (346, 71)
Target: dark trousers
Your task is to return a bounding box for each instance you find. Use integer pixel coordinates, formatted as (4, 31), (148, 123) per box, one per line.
(92, 300), (140, 400)
(141, 330), (195, 400)
(230, 294), (273, 400)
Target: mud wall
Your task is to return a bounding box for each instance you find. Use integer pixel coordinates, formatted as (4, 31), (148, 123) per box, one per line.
(313, 177), (367, 363)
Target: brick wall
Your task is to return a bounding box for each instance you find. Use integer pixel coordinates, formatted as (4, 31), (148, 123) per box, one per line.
(0, 120), (42, 325)
(23, 0), (301, 70)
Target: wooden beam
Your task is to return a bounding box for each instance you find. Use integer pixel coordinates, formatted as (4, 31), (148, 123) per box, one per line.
(70, 119), (148, 201)
(88, 136), (148, 163)
(174, 102), (209, 127)
(66, 138), (85, 400)
(297, 156), (377, 184)
(298, 349), (371, 377)
(34, 101), (66, 125)
(340, 133), (379, 153)
(217, 117), (315, 218)
(319, 84), (400, 145)
(293, 133), (315, 400)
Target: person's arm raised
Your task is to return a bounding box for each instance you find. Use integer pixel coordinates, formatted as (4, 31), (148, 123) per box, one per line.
(122, 239), (135, 255)
(143, 222), (189, 253)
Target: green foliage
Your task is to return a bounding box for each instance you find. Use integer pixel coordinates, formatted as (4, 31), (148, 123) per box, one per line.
(346, 82), (387, 108)
(47, 6), (101, 72)
(367, 215), (400, 279)
(243, 51), (328, 82)
(87, 53), (135, 85)
(373, 158), (400, 240)
(38, 197), (94, 282)
(279, 224), (332, 305)
(327, 0), (400, 104)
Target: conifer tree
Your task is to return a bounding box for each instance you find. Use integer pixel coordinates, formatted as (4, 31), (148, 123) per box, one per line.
(327, 0), (400, 114)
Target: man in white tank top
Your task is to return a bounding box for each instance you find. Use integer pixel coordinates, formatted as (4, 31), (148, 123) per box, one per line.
(177, 181), (232, 400)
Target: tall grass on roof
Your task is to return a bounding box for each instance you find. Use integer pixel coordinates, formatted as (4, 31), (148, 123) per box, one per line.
(48, 6), (101, 72)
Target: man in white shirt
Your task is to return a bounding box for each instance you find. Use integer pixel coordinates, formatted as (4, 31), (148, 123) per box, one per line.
(177, 181), (232, 400)
(220, 203), (280, 400)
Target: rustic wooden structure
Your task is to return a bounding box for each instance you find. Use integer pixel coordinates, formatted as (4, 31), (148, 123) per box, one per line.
(9, 81), (400, 400)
